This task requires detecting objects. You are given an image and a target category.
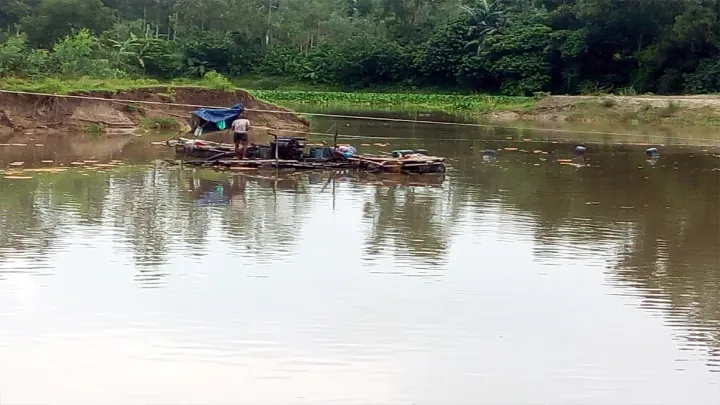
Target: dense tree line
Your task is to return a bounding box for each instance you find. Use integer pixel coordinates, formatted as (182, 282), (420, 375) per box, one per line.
(3, 0), (720, 95)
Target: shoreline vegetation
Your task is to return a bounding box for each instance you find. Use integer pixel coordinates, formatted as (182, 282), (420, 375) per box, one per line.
(3, 1), (720, 131)
(4, 77), (720, 129)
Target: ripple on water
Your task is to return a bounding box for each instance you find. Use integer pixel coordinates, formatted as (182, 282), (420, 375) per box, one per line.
(0, 144), (719, 404)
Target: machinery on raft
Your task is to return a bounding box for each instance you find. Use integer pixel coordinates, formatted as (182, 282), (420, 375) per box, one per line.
(168, 103), (447, 175)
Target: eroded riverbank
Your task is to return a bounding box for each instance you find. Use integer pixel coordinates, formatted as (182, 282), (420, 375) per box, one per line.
(4, 81), (720, 142)
(0, 87), (309, 140)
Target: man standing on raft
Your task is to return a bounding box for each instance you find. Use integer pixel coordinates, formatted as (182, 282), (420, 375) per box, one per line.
(231, 113), (251, 159)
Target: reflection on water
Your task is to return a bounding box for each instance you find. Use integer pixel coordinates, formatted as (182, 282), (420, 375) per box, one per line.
(0, 122), (719, 404)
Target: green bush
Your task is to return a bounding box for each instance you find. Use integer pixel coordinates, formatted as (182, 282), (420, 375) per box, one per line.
(0, 35), (51, 78)
(683, 58), (720, 93)
(257, 46), (305, 78)
(51, 29), (114, 78)
(0, 35), (30, 76)
(199, 70), (234, 91)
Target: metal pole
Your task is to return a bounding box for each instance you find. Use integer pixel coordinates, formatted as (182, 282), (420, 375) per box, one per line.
(274, 134), (279, 163)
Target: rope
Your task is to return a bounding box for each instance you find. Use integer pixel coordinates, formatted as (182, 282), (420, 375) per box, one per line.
(0, 88), (719, 146)
(222, 124), (720, 148)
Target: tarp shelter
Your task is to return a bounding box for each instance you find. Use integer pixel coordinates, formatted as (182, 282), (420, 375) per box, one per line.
(190, 103), (244, 136)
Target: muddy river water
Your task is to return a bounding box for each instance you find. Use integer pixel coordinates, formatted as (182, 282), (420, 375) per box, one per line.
(0, 112), (719, 405)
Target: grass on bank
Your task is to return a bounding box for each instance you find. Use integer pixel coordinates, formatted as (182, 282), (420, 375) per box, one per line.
(0, 73), (235, 94)
(0, 77), (164, 94)
(247, 90), (536, 113)
(0, 76), (537, 114)
(5, 76), (720, 127)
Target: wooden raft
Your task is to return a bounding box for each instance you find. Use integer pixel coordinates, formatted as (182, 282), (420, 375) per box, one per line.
(182, 155), (446, 174)
(209, 158), (352, 170)
(167, 139), (447, 174)
(170, 138), (235, 159)
(349, 154), (446, 174)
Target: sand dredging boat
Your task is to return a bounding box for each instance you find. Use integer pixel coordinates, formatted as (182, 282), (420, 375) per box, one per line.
(165, 104), (447, 176)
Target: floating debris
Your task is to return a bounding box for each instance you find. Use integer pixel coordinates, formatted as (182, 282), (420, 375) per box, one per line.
(574, 145), (587, 156)
(4, 175), (33, 180)
(504, 147), (518, 151)
(23, 168), (67, 173)
(10, 143), (27, 147)
(8, 161), (24, 167)
(34, 144), (44, 147)
(557, 159), (573, 163)
(585, 201), (600, 205)
(533, 150), (543, 154)
(522, 138), (533, 142)
(373, 143), (389, 147)
(646, 147), (660, 158)
(41, 160), (54, 163)
(482, 150), (498, 162)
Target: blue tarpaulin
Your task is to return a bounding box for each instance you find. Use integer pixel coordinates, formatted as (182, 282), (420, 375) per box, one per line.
(191, 103), (244, 135)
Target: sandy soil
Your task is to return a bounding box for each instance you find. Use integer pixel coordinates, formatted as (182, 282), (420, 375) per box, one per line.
(514, 95), (720, 126)
(0, 87), (310, 141)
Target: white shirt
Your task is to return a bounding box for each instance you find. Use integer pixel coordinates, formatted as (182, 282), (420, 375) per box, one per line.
(231, 118), (250, 133)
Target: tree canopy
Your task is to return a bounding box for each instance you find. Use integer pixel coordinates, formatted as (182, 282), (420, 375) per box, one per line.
(2, 0), (720, 95)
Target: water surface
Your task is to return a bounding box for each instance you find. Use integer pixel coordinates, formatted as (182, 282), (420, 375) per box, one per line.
(0, 118), (719, 405)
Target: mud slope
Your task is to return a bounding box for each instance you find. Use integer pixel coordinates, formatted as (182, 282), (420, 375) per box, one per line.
(0, 87), (310, 139)
(489, 95), (720, 127)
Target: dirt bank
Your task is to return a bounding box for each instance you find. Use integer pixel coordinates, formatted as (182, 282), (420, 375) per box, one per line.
(0, 87), (310, 143)
(486, 95), (720, 127)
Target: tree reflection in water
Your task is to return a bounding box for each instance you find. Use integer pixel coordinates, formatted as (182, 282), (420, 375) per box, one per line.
(0, 143), (718, 368)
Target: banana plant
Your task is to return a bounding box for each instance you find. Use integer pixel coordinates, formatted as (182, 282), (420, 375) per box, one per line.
(107, 31), (165, 73)
(461, 0), (509, 54)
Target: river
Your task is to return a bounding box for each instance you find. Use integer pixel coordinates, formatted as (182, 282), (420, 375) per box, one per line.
(0, 112), (718, 405)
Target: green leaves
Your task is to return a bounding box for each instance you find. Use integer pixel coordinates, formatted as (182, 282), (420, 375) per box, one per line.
(4, 0), (720, 95)
(0, 34), (29, 76)
(249, 89), (534, 113)
(20, 0), (114, 48)
(52, 29), (114, 78)
(461, 0), (510, 54)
